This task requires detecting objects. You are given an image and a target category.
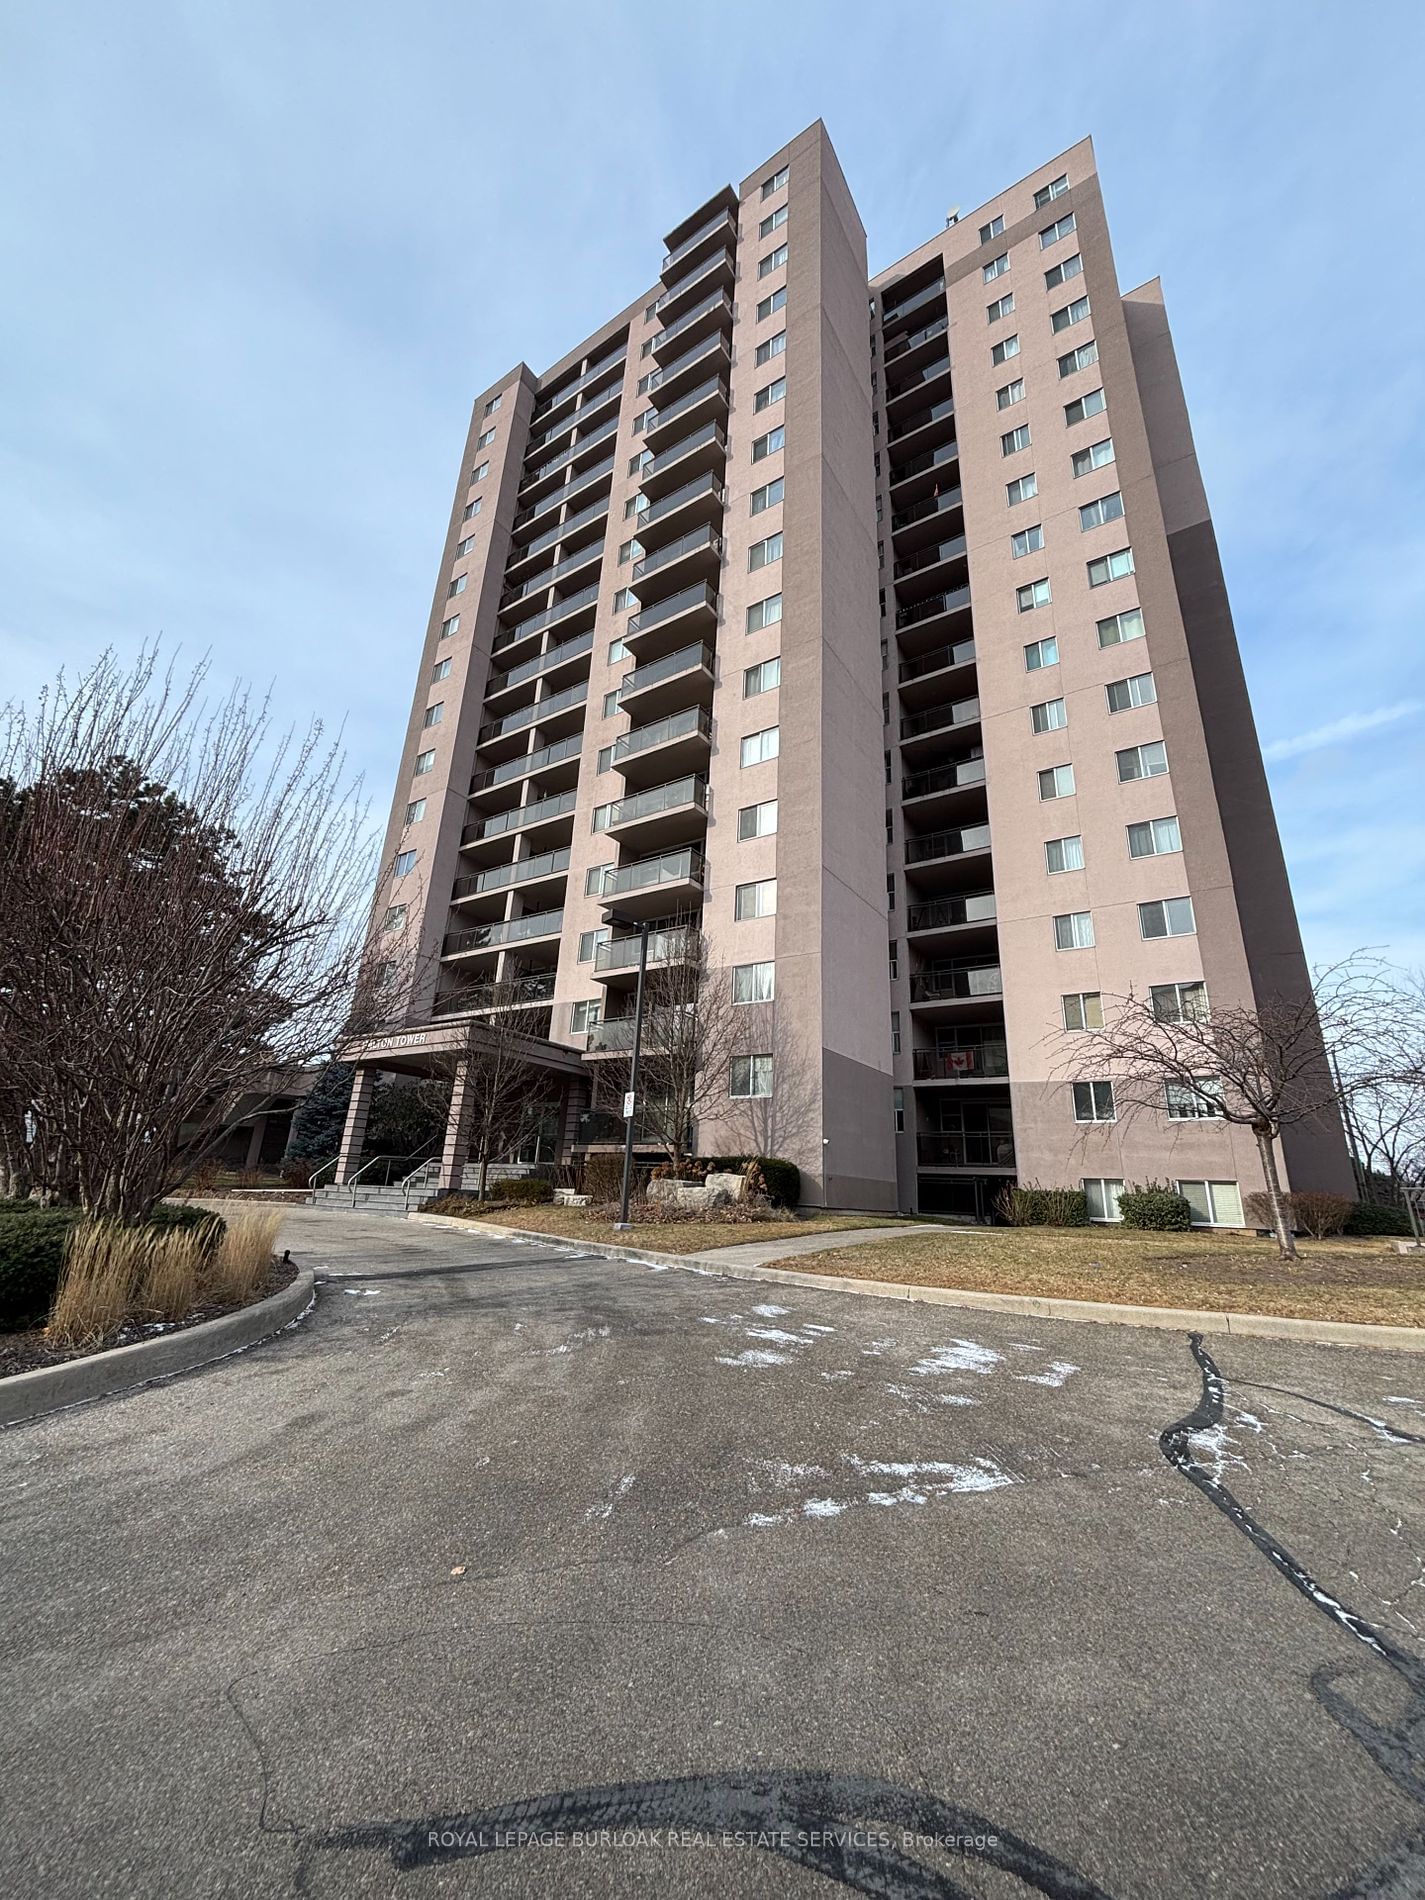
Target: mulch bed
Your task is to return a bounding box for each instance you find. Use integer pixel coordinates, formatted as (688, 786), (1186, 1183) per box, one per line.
(0, 1256), (300, 1380)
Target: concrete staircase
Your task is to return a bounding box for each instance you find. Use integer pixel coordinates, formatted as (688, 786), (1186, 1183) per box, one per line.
(308, 1160), (543, 1217)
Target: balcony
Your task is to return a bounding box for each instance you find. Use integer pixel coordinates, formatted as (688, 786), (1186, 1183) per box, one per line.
(594, 925), (695, 987)
(499, 537), (604, 618)
(885, 353), (952, 410)
(895, 584), (972, 635)
(477, 678), (587, 754)
(470, 730), (583, 800)
(433, 970), (557, 1015)
(914, 1041), (1009, 1082)
(442, 907), (564, 961)
(894, 534), (967, 586)
(889, 438), (960, 494)
(625, 579), (719, 658)
(641, 334), (731, 406)
(574, 1108), (668, 1148)
(916, 1132), (1016, 1171)
(883, 310), (949, 365)
(661, 204), (739, 280)
(485, 629), (594, 704)
(631, 526), (722, 603)
(653, 248), (735, 325)
(532, 354), (627, 429)
(901, 754), (987, 809)
(451, 846), (571, 912)
(639, 421), (727, 499)
(617, 641), (715, 722)
(881, 277), (946, 333)
(511, 453), (615, 536)
(637, 470), (726, 547)
(900, 694), (981, 749)
(461, 788), (577, 855)
(510, 493), (611, 573)
(607, 774), (708, 850)
(898, 638), (976, 701)
(645, 375), (729, 446)
(909, 962), (1004, 1007)
(613, 704), (713, 787)
(494, 583), (600, 658)
(520, 414), (620, 496)
(891, 485), (964, 539)
(650, 289), (733, 362)
(887, 395), (956, 449)
(906, 891), (997, 937)
(904, 821), (992, 868)
(592, 847), (706, 920)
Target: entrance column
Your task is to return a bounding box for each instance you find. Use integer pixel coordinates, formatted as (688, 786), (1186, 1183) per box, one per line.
(243, 1114), (269, 1172)
(439, 1056), (473, 1194)
(336, 1068), (376, 1184)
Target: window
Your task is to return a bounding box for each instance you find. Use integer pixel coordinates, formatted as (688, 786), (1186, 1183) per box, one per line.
(1139, 896), (1196, 939)
(1080, 490), (1125, 531)
(738, 798), (778, 839)
(730, 1054), (774, 1098)
(596, 744), (614, 773)
(889, 941), (899, 981)
(755, 330), (787, 367)
(447, 575), (467, 599)
(393, 849), (417, 877)
(471, 461), (489, 481)
(1065, 388), (1107, 428)
(1152, 981), (1208, 1023)
(1035, 174), (1069, 208)
(613, 586), (637, 611)
(1106, 671), (1156, 712)
(979, 213), (1005, 242)
(1129, 816), (1182, 858)
(1071, 437), (1115, 478)
(894, 1087), (905, 1134)
(1117, 740), (1168, 781)
(617, 539), (642, 565)
(404, 798), (426, 825)
(991, 335), (1020, 366)
(602, 690), (620, 718)
(455, 536), (476, 558)
(1017, 577), (1052, 612)
(1039, 763), (1075, 799)
(1046, 834), (1084, 874)
(752, 426), (785, 462)
(413, 749), (435, 775)
(758, 243), (789, 278)
(1040, 212), (1077, 248)
(987, 292), (1015, 322)
(1097, 607), (1145, 648)
(629, 450), (653, 476)
(569, 999), (601, 1034)
(589, 801), (615, 833)
(477, 427), (496, 449)
(751, 476), (784, 514)
(732, 961), (775, 1004)
(747, 592), (783, 632)
(759, 205), (789, 241)
(1086, 546), (1137, 592)
(1062, 991), (1103, 1031)
(735, 878), (778, 919)
(757, 285), (788, 321)
(983, 253), (1010, 282)
(1007, 472), (1038, 505)
(1051, 295), (1091, 333)
(422, 702), (444, 727)
(754, 376), (787, 412)
(432, 657), (452, 681)
(1011, 524), (1044, 559)
(1084, 1178), (1125, 1223)
(631, 409), (650, 435)
(440, 615), (459, 639)
(1024, 636), (1058, 670)
(1044, 253), (1084, 290)
(1031, 697), (1067, 733)
(1058, 340), (1099, 378)
(1054, 910), (1094, 949)
(1177, 1180), (1244, 1228)
(744, 657), (781, 696)
(608, 637), (629, 663)
(891, 1010), (901, 1055)
(749, 532), (783, 571)
(761, 164), (789, 198)
(381, 903), (407, 933)
(1074, 1080), (1116, 1122)
(1002, 424), (1032, 456)
(741, 726), (780, 767)
(996, 378), (1026, 410)
(462, 499), (481, 521)
(1167, 1078), (1224, 1120)
(483, 394), (502, 417)
(577, 927), (609, 963)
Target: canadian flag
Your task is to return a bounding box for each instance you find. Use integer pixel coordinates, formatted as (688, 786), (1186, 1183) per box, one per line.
(947, 1049), (974, 1073)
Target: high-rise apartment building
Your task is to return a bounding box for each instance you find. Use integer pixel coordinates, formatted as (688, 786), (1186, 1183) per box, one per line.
(347, 121), (1351, 1220)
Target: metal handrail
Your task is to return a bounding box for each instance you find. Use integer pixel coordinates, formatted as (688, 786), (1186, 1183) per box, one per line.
(306, 1155), (339, 1200)
(401, 1157), (442, 1212)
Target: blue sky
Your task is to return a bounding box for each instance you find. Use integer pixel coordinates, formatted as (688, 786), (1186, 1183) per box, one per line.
(2, 0), (1421, 969)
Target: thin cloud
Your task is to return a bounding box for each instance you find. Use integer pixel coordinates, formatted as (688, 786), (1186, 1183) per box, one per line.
(1263, 703), (1422, 762)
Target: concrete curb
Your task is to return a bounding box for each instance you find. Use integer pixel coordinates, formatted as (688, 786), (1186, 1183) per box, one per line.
(408, 1213), (1425, 1352)
(0, 1270), (317, 1428)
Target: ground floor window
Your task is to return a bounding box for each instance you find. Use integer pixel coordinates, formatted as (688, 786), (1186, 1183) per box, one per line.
(1083, 1177), (1124, 1222)
(1176, 1179), (1244, 1227)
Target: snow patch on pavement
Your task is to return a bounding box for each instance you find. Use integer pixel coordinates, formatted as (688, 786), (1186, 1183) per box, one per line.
(1013, 1360), (1079, 1389)
(909, 1339), (1003, 1378)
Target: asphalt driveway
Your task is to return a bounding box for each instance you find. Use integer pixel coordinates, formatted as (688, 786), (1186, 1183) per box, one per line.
(2, 1206), (1423, 1899)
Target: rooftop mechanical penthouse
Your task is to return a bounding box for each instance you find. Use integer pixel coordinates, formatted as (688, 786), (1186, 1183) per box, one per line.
(350, 120), (1351, 1220)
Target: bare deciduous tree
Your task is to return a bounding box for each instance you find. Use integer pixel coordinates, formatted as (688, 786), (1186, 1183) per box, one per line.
(1319, 955), (1425, 1204)
(430, 977), (560, 1197)
(0, 647), (383, 1219)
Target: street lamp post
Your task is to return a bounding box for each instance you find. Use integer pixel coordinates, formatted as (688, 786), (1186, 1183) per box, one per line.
(614, 916), (650, 1231)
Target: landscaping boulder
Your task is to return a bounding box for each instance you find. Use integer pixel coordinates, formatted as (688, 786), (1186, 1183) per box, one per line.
(703, 1171), (747, 1208)
(648, 1178), (709, 1211)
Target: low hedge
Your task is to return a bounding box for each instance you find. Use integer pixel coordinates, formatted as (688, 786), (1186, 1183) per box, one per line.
(1117, 1183), (1193, 1231)
(1000, 1184), (1088, 1227)
(1344, 1200), (1414, 1238)
(703, 1155), (802, 1208)
(0, 1201), (229, 1331)
(484, 1177), (554, 1205)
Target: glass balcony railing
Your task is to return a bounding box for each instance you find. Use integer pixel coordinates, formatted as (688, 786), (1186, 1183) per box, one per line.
(892, 486), (963, 535)
(901, 696), (980, 741)
(651, 290), (732, 354)
(914, 1043), (1009, 1080)
(890, 439), (960, 489)
(907, 891), (997, 933)
(894, 535), (967, 583)
(896, 585), (972, 631)
(626, 580), (717, 638)
(499, 540), (602, 616)
(916, 1132), (1016, 1168)
(643, 420), (726, 481)
(486, 629), (594, 698)
(653, 248), (734, 315)
(909, 962), (1003, 1003)
(433, 971), (557, 1014)
(639, 470), (725, 530)
(442, 908), (564, 957)
(522, 415), (620, 490)
(532, 355), (626, 425)
(478, 679), (587, 746)
(886, 354), (952, 405)
(899, 637), (976, 683)
(884, 312), (949, 364)
(513, 454), (615, 532)
(608, 775), (707, 828)
(618, 642), (713, 701)
(452, 847), (571, 901)
(904, 822), (991, 864)
(614, 705), (712, 763)
(881, 278), (946, 330)
(463, 789), (577, 845)
(595, 927), (694, 973)
(472, 731), (583, 794)
(641, 333), (729, 397)
(647, 376), (727, 436)
(594, 848), (705, 900)
(519, 493), (611, 563)
(661, 207), (737, 274)
(575, 1108), (670, 1146)
(887, 396), (956, 446)
(902, 755), (987, 802)
(632, 527), (721, 586)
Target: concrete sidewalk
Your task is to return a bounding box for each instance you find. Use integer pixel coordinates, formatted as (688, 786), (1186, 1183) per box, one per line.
(680, 1222), (967, 1270)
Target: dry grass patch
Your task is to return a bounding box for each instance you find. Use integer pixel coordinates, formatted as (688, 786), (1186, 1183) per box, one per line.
(761, 1226), (1425, 1329)
(433, 1203), (908, 1255)
(205, 1210), (284, 1304)
(46, 1209), (282, 1348)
